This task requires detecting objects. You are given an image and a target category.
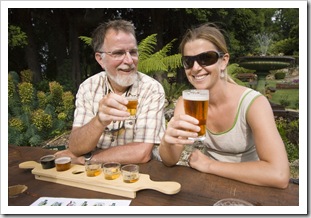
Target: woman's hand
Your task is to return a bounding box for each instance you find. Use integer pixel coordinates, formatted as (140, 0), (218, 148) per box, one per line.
(162, 114), (201, 145)
(188, 149), (212, 173)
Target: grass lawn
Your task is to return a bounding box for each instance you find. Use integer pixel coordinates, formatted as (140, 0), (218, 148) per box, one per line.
(267, 80), (299, 110)
(259, 79), (299, 110)
(271, 89), (299, 110)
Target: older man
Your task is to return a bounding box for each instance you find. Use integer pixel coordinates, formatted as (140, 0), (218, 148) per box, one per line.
(56, 20), (165, 165)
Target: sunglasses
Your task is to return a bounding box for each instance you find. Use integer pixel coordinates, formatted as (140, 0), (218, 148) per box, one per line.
(182, 51), (225, 69)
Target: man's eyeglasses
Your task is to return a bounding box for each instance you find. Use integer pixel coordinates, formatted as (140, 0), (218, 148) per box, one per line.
(182, 51), (225, 69)
(98, 49), (139, 60)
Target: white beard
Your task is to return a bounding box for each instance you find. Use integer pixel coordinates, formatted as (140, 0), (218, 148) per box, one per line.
(108, 71), (138, 87)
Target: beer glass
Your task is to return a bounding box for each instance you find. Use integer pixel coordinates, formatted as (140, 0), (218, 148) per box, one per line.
(55, 157), (71, 171)
(182, 89), (209, 141)
(85, 162), (102, 177)
(103, 162), (121, 180)
(126, 95), (138, 120)
(121, 164), (140, 183)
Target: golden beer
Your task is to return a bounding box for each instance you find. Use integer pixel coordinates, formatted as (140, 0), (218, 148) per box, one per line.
(86, 168), (102, 177)
(85, 164), (102, 177)
(103, 162), (121, 180)
(126, 96), (138, 119)
(55, 157), (71, 171)
(121, 164), (139, 183)
(127, 99), (138, 116)
(104, 173), (120, 180)
(182, 90), (209, 141)
(103, 167), (121, 180)
(123, 176), (139, 183)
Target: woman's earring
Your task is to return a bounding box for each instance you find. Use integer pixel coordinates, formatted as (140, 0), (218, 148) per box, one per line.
(220, 70), (225, 78)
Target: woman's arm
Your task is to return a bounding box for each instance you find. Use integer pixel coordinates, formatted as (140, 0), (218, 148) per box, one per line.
(189, 96), (290, 188)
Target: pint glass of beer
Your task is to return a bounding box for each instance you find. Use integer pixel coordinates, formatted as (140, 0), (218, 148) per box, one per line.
(126, 95), (138, 120)
(182, 89), (209, 141)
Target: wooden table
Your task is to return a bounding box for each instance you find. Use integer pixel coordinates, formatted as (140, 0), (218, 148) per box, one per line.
(8, 145), (299, 207)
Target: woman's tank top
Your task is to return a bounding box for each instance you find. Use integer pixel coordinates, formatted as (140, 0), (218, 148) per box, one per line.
(204, 88), (262, 162)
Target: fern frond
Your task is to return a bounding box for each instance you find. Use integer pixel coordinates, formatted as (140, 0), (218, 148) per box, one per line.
(138, 34), (157, 61)
(162, 79), (172, 95)
(79, 36), (92, 46)
(162, 54), (182, 70)
(138, 57), (167, 74)
(156, 38), (177, 58)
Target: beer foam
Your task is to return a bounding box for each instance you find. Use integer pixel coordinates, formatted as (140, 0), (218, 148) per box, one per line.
(182, 90), (209, 101)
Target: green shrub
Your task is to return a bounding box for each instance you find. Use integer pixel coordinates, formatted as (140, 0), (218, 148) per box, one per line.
(287, 119), (299, 147)
(279, 95), (291, 107)
(294, 100), (299, 109)
(20, 69), (33, 83)
(274, 72), (286, 80)
(162, 78), (188, 109)
(227, 63), (253, 85)
(8, 70), (75, 146)
(31, 109), (53, 131)
(275, 117), (299, 162)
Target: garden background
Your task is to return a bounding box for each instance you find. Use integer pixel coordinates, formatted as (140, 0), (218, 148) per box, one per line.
(7, 7), (299, 177)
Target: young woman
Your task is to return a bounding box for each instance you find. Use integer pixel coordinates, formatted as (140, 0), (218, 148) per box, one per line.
(159, 23), (290, 189)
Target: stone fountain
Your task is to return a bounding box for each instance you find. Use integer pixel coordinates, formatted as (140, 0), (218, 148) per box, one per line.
(238, 33), (295, 91)
(238, 55), (295, 81)
(238, 33), (296, 118)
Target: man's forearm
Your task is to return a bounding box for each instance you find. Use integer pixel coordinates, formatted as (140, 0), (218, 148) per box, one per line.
(68, 116), (106, 156)
(91, 142), (153, 164)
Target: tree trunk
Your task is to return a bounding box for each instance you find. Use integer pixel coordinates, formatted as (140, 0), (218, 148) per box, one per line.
(23, 9), (42, 83)
(69, 15), (81, 89)
(52, 10), (69, 79)
(150, 9), (166, 50)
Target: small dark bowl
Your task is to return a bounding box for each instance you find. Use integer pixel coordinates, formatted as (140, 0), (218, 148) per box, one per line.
(40, 155), (56, 169)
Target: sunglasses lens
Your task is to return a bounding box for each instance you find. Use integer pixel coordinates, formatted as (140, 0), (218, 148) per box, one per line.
(182, 57), (193, 69)
(198, 51), (219, 66)
(182, 51), (222, 69)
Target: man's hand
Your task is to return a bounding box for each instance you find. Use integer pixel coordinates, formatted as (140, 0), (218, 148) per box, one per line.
(97, 93), (130, 126)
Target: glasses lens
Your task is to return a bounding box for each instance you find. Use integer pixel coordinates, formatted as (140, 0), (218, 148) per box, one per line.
(110, 49), (139, 60)
(198, 51), (219, 66)
(182, 51), (222, 69)
(129, 49), (139, 57)
(182, 56), (194, 69)
(111, 50), (126, 60)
